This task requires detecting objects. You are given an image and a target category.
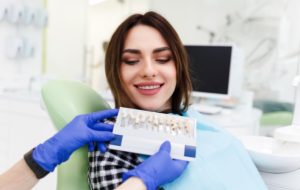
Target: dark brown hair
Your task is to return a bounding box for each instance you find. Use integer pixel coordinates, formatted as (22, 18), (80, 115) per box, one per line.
(105, 11), (192, 114)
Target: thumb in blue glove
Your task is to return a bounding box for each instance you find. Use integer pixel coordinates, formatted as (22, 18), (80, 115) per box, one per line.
(32, 109), (119, 172)
(122, 141), (188, 190)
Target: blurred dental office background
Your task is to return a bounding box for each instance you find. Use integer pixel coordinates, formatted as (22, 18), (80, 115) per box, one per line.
(1, 0), (300, 189)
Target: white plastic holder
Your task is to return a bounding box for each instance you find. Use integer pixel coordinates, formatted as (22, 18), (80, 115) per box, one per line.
(0, 3), (9, 21)
(273, 74), (300, 152)
(274, 125), (300, 144)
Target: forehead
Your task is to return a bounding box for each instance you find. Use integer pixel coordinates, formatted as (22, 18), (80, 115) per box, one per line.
(124, 25), (169, 50)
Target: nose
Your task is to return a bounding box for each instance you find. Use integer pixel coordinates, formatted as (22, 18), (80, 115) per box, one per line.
(141, 59), (157, 78)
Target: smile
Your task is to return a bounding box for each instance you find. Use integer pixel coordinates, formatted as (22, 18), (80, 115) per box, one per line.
(137, 85), (161, 90)
(134, 82), (164, 95)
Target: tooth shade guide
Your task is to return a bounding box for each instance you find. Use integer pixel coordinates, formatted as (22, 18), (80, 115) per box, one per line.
(110, 107), (197, 161)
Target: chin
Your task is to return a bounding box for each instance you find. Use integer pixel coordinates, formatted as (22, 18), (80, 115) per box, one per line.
(135, 102), (157, 110)
(137, 102), (168, 112)
(139, 105), (160, 112)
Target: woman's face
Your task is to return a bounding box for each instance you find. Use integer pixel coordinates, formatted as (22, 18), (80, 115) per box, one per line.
(120, 25), (177, 112)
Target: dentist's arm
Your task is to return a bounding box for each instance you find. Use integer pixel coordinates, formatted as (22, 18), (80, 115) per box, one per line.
(0, 159), (39, 190)
(0, 109), (118, 190)
(1, 163), (147, 190)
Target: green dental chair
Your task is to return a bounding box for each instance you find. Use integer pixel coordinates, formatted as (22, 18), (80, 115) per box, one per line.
(42, 80), (111, 190)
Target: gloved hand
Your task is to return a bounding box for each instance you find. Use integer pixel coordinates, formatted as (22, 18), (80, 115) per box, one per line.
(122, 141), (188, 190)
(32, 109), (119, 172)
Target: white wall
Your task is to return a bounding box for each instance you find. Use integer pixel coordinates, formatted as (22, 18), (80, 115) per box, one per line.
(149, 0), (246, 44)
(272, 0), (300, 102)
(0, 0), (45, 91)
(45, 0), (88, 80)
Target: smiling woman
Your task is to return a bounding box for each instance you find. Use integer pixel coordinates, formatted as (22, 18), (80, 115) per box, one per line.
(105, 11), (192, 115)
(89, 11), (193, 190)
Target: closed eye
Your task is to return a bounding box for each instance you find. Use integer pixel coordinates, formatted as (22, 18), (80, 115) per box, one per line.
(123, 60), (139, 65)
(156, 57), (172, 64)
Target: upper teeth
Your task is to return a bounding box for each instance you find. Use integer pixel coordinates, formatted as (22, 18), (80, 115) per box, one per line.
(138, 85), (160, 89)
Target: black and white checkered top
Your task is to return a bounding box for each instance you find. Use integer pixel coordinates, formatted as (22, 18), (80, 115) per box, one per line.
(88, 148), (141, 190)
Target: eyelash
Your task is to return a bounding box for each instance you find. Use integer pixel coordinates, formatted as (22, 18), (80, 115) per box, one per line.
(123, 60), (138, 65)
(122, 56), (172, 65)
(156, 57), (172, 64)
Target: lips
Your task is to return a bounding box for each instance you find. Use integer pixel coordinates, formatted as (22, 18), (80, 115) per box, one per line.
(134, 82), (164, 95)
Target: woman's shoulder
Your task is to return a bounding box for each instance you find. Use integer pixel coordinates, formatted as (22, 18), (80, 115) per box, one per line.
(183, 107), (241, 146)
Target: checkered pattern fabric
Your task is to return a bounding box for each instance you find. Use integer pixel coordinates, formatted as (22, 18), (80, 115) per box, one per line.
(88, 148), (141, 190)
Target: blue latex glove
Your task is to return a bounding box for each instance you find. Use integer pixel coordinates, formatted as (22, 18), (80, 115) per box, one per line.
(123, 141), (188, 190)
(33, 109), (119, 172)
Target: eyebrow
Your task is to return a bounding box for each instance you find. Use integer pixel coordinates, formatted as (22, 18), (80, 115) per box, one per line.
(122, 47), (171, 54)
(153, 47), (171, 53)
(122, 49), (140, 54)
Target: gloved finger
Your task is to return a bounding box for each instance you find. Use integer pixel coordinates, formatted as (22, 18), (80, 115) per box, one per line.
(159, 141), (171, 153)
(90, 109), (119, 122)
(172, 159), (189, 169)
(90, 123), (114, 131)
(88, 142), (95, 152)
(171, 159), (189, 173)
(98, 142), (107, 153)
(91, 131), (115, 142)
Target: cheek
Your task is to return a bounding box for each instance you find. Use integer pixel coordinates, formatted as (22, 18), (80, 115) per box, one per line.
(119, 67), (129, 97)
(120, 65), (130, 84)
(119, 67), (133, 100)
(170, 68), (177, 90)
(120, 65), (137, 92)
(166, 65), (177, 83)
